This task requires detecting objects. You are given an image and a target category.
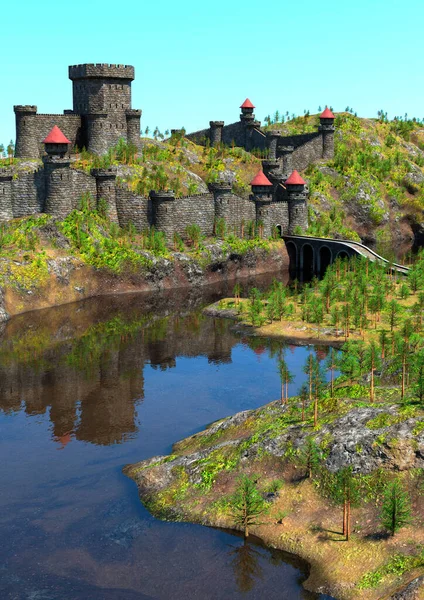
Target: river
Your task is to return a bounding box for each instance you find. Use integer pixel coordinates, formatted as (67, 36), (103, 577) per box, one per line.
(0, 285), (335, 599)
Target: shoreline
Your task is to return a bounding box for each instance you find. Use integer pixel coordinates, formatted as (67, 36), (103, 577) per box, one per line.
(125, 392), (424, 600)
(203, 300), (346, 347)
(0, 241), (289, 321)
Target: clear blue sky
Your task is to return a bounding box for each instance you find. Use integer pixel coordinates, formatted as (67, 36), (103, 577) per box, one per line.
(1, 0), (423, 146)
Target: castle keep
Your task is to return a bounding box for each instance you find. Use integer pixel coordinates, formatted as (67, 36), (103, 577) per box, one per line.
(14, 64), (142, 158)
(4, 64), (337, 241)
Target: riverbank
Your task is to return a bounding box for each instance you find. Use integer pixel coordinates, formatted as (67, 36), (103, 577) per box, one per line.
(125, 388), (424, 600)
(204, 300), (346, 346)
(0, 213), (289, 320)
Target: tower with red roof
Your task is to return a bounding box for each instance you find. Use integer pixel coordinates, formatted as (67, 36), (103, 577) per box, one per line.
(250, 170), (274, 237)
(319, 107), (336, 159)
(240, 98), (255, 121)
(42, 126), (73, 219)
(239, 99), (262, 151)
(285, 170), (308, 234)
(14, 64), (142, 159)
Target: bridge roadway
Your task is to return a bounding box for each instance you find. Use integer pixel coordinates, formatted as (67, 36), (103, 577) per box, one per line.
(282, 235), (410, 276)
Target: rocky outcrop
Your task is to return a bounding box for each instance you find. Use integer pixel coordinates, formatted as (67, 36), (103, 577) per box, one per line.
(390, 576), (424, 600)
(1, 242), (289, 319)
(127, 402), (424, 507)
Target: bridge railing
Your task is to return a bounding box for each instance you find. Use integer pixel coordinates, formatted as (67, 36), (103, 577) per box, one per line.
(282, 234), (409, 274)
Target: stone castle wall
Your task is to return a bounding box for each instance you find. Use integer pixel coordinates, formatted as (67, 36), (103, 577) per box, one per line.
(2, 163), (308, 243)
(116, 188), (152, 231)
(278, 132), (323, 171)
(174, 194), (215, 236)
(14, 64), (141, 159)
(11, 169), (45, 217)
(14, 112), (83, 159)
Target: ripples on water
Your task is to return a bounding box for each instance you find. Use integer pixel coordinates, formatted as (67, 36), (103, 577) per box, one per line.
(0, 284), (334, 600)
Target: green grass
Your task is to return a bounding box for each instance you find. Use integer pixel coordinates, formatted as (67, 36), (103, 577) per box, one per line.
(358, 547), (424, 589)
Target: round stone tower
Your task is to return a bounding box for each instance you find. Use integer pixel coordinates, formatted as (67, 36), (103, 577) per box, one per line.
(319, 107), (335, 159)
(209, 121), (224, 147)
(126, 109), (142, 148)
(240, 98), (255, 125)
(14, 105), (39, 158)
(285, 170), (308, 234)
(42, 126), (73, 218)
(266, 131), (282, 160)
(0, 170), (13, 221)
(68, 63), (141, 154)
(91, 167), (118, 223)
(251, 170), (273, 238)
(150, 190), (175, 243)
(84, 113), (108, 155)
(279, 146), (294, 179)
(208, 181), (233, 233)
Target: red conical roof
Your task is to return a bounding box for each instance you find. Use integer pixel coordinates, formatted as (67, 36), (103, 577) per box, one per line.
(251, 170), (272, 186)
(320, 107), (335, 119)
(285, 170), (306, 185)
(43, 125), (71, 144)
(240, 98), (255, 109)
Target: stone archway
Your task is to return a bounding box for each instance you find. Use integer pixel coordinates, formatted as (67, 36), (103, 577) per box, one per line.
(337, 250), (350, 260)
(285, 240), (298, 273)
(319, 245), (332, 273)
(301, 243), (314, 275)
(276, 224), (283, 238)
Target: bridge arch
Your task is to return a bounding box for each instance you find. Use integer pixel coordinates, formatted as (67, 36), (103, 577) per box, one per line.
(285, 240), (298, 272)
(319, 245), (332, 273)
(337, 250), (350, 260)
(301, 243), (314, 275)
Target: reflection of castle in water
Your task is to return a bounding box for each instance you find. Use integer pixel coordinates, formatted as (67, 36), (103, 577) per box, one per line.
(0, 313), (237, 446)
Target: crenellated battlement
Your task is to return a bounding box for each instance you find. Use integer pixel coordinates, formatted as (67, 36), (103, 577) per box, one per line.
(90, 168), (117, 178)
(0, 169), (13, 180)
(10, 58), (312, 240)
(14, 105), (37, 114)
(69, 64), (135, 80)
(126, 109), (142, 118)
(149, 190), (175, 201)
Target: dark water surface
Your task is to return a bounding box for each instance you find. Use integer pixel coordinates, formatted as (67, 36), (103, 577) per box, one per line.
(0, 285), (333, 599)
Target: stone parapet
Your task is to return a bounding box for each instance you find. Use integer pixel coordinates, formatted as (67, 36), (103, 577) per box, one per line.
(69, 64), (135, 80)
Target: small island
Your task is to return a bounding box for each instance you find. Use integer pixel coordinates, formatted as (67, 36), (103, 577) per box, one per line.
(126, 256), (424, 600)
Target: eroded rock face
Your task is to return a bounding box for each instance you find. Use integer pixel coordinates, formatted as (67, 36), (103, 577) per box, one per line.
(0, 288), (8, 323)
(126, 402), (424, 505)
(1, 241), (288, 320)
(390, 576), (424, 600)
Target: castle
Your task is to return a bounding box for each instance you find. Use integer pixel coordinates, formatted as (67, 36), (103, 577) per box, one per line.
(1, 63), (337, 241)
(14, 64), (142, 158)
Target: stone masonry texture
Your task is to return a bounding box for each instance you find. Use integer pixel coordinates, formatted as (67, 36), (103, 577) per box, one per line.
(7, 61), (338, 239)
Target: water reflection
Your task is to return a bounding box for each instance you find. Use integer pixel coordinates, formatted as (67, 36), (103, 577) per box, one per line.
(0, 284), (333, 600)
(0, 285), (308, 448)
(230, 538), (264, 593)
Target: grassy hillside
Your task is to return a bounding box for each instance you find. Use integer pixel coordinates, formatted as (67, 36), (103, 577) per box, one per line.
(2, 112), (424, 261)
(264, 112), (424, 255)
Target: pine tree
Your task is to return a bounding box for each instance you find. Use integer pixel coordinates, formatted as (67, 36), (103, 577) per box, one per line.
(278, 357), (293, 404)
(364, 341), (382, 402)
(312, 356), (326, 426)
(298, 437), (322, 478)
(333, 467), (361, 541)
(325, 346), (338, 398)
(230, 475), (266, 538)
(388, 299), (401, 331)
(380, 479), (411, 536)
(411, 349), (424, 402)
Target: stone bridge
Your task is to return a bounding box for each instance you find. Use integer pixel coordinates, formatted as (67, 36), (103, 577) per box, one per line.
(282, 235), (409, 276)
